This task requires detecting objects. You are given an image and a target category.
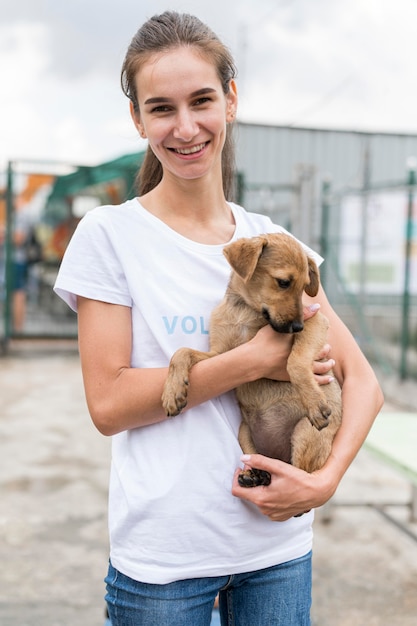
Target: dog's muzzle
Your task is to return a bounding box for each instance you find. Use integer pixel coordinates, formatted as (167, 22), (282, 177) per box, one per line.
(262, 307), (304, 334)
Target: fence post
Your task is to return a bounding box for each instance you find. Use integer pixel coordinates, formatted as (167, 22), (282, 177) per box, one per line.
(399, 157), (416, 380)
(4, 161), (14, 346)
(320, 176), (332, 292)
(235, 171), (245, 205)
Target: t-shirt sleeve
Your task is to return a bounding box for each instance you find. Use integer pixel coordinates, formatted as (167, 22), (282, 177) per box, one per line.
(54, 209), (132, 312)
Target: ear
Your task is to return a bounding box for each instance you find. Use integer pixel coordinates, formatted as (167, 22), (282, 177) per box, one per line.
(223, 236), (267, 282)
(305, 256), (320, 297)
(226, 79), (238, 123)
(130, 101), (147, 138)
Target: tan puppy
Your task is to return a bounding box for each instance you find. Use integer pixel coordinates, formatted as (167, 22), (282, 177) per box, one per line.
(162, 233), (342, 487)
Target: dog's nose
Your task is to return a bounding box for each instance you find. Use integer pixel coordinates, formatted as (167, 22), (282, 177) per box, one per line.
(291, 321), (304, 333)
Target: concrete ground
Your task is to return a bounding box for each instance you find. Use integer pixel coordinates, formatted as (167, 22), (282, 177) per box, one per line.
(1, 341), (417, 626)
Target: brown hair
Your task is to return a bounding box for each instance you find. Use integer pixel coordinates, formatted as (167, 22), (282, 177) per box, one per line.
(121, 11), (237, 199)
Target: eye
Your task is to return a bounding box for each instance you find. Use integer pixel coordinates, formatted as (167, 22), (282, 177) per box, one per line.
(276, 278), (291, 289)
(151, 105), (172, 113)
(193, 97), (212, 106)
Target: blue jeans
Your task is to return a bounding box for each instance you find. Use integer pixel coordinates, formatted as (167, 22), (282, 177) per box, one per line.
(105, 551), (312, 625)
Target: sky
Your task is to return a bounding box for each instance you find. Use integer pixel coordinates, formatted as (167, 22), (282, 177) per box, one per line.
(2, 0), (417, 171)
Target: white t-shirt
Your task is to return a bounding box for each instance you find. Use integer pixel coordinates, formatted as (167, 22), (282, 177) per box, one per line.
(55, 198), (321, 585)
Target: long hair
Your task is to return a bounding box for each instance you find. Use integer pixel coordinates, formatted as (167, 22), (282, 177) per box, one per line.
(120, 11), (237, 199)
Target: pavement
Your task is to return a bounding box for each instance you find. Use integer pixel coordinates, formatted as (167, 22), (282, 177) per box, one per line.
(1, 340), (417, 626)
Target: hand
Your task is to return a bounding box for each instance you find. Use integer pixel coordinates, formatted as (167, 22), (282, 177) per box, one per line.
(247, 325), (293, 382)
(248, 304), (334, 384)
(232, 454), (336, 521)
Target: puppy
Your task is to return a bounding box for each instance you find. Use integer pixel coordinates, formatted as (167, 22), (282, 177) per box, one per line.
(161, 233), (342, 487)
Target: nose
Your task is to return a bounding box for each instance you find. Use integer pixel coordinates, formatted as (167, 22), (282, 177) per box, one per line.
(291, 321), (304, 333)
(173, 108), (198, 142)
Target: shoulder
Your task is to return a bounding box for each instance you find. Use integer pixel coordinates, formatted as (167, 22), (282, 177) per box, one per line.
(72, 198), (140, 244)
(80, 198), (138, 227)
(230, 202), (287, 234)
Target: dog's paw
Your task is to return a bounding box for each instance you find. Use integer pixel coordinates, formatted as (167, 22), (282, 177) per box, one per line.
(161, 378), (189, 417)
(308, 401), (331, 431)
(238, 468), (271, 488)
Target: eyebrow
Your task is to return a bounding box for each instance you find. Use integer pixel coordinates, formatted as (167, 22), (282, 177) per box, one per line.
(144, 87), (217, 106)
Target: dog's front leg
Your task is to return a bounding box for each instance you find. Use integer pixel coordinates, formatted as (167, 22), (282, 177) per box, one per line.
(161, 348), (215, 417)
(287, 313), (332, 431)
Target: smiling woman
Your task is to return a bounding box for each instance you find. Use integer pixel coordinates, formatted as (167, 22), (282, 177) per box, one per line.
(53, 10), (383, 626)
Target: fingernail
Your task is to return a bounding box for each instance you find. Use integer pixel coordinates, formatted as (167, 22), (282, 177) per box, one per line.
(328, 376), (335, 383)
(240, 454), (251, 462)
(308, 303), (320, 312)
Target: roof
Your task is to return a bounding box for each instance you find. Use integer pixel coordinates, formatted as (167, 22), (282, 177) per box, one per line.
(47, 151), (145, 201)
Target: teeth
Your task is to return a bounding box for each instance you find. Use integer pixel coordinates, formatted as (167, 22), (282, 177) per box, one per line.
(174, 143), (205, 155)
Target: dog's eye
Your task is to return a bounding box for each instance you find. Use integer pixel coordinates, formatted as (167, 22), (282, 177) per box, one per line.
(276, 278), (291, 289)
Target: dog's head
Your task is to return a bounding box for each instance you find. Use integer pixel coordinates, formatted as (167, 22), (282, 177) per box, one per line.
(223, 233), (320, 333)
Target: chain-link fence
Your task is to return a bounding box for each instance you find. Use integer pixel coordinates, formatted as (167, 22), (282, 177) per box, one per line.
(318, 172), (417, 381)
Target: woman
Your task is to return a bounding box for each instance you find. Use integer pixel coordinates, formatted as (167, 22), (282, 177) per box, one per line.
(55, 11), (383, 625)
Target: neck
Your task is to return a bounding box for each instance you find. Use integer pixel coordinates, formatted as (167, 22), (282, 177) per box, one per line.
(139, 174), (235, 244)
(160, 173), (226, 213)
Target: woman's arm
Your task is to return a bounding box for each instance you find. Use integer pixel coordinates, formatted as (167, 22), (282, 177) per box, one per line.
(77, 296), (333, 436)
(231, 285), (384, 520)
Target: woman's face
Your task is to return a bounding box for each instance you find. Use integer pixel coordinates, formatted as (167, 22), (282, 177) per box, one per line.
(132, 46), (237, 185)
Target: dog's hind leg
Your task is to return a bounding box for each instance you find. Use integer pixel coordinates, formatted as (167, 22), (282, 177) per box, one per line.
(291, 401), (341, 473)
(237, 420), (272, 487)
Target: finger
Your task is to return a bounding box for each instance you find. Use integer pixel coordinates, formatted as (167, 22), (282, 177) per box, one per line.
(303, 303), (320, 320)
(314, 365), (336, 386)
(231, 468), (259, 499)
(239, 453), (289, 475)
(315, 343), (331, 360)
(313, 358), (335, 375)
(315, 374), (336, 386)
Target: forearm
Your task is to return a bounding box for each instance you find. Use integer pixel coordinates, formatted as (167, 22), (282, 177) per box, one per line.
(319, 369), (384, 493)
(83, 339), (264, 436)
(311, 289), (384, 494)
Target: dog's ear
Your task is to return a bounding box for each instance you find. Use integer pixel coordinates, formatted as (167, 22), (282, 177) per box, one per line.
(305, 256), (320, 297)
(223, 236), (268, 282)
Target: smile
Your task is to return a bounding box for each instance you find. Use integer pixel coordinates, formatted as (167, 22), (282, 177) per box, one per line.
(171, 142), (207, 155)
